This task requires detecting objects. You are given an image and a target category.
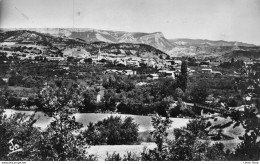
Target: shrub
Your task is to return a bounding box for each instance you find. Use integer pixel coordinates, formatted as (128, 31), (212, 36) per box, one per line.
(105, 152), (121, 161)
(105, 151), (140, 161)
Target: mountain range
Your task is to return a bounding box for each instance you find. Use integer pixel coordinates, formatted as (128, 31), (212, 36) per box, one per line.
(169, 38), (256, 47)
(4, 28), (256, 51)
(0, 29), (169, 59)
(1, 28), (259, 61)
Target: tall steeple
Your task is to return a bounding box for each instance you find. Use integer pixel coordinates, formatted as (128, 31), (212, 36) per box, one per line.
(98, 49), (102, 60)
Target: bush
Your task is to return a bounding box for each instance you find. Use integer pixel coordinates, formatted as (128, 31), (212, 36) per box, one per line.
(82, 116), (139, 145)
(8, 75), (24, 87)
(105, 151), (140, 161)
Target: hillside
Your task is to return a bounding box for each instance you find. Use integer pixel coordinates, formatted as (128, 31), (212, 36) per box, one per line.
(3, 28), (176, 51)
(87, 42), (169, 59)
(0, 30), (87, 46)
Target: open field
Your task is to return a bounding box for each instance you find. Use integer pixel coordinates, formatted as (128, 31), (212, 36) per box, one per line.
(3, 109), (190, 132)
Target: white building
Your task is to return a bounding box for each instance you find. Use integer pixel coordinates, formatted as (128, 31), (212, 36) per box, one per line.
(147, 74), (159, 80)
(201, 68), (212, 73)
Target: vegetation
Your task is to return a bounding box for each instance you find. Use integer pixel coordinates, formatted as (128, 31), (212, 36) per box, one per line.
(82, 116), (139, 145)
(0, 84), (97, 161)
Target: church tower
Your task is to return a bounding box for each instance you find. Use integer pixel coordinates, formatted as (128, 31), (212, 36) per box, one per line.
(97, 49), (102, 60)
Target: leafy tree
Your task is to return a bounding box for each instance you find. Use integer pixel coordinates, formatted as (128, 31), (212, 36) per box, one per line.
(141, 110), (227, 161)
(84, 58), (92, 63)
(1, 84), (96, 161)
(174, 88), (184, 99)
(0, 111), (40, 160)
(190, 84), (209, 104)
(177, 60), (188, 92)
(0, 78), (6, 87)
(141, 110), (172, 160)
(80, 89), (98, 113)
(222, 106), (260, 160)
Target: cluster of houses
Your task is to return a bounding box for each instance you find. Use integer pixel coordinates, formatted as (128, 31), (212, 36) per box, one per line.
(104, 69), (137, 75)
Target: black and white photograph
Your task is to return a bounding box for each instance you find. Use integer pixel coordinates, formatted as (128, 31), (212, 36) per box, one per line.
(0, 0), (260, 162)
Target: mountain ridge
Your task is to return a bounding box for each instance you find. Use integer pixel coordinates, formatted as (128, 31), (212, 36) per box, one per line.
(169, 38), (256, 47)
(1, 28), (259, 61)
(0, 28), (175, 51)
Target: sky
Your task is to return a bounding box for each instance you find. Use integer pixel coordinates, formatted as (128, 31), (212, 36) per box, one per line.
(1, 0), (260, 45)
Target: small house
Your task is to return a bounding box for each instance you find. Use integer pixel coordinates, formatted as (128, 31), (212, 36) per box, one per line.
(201, 68), (212, 74)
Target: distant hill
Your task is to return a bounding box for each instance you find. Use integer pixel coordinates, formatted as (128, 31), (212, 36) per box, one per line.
(0, 30), (86, 46)
(87, 42), (169, 59)
(169, 38), (256, 47)
(167, 39), (260, 61)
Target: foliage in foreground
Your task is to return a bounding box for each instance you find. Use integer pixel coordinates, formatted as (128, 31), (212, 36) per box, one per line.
(0, 84), (97, 161)
(106, 105), (260, 161)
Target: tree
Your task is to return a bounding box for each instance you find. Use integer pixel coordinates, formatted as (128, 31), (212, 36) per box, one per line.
(221, 106), (260, 160)
(80, 89), (98, 113)
(231, 57), (235, 64)
(34, 84), (96, 160)
(84, 58), (92, 63)
(177, 60), (188, 92)
(0, 78), (6, 87)
(141, 110), (172, 160)
(174, 88), (184, 99)
(190, 85), (209, 104)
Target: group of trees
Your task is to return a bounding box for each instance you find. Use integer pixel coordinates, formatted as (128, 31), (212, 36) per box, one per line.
(82, 116), (139, 145)
(219, 58), (245, 69)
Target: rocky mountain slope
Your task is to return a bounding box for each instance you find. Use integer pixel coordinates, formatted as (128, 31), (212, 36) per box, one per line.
(0, 30), (86, 46)
(2, 28), (175, 51)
